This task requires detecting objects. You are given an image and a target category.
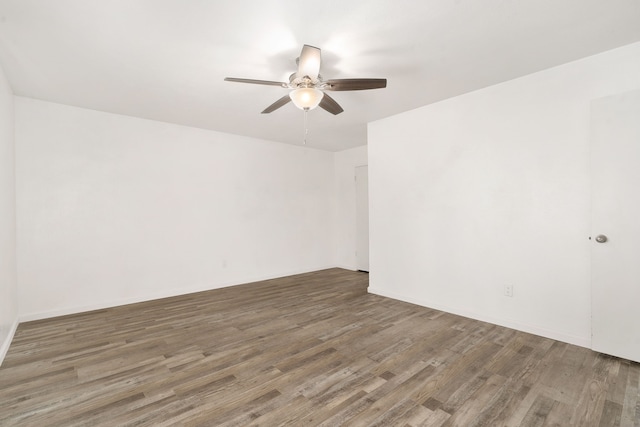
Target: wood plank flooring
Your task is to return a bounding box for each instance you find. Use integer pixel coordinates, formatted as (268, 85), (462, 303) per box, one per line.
(1, 268), (639, 426)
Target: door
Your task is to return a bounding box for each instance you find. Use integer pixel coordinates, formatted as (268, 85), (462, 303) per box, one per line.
(591, 89), (640, 363)
(356, 165), (369, 272)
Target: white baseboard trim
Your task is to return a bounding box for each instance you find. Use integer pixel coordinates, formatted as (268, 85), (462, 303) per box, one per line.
(367, 286), (591, 349)
(20, 265), (339, 322)
(0, 318), (19, 367)
(333, 264), (358, 271)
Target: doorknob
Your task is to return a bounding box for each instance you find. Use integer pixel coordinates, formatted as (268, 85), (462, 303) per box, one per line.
(595, 234), (608, 243)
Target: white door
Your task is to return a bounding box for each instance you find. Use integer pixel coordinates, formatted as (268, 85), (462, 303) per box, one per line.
(591, 89), (640, 363)
(356, 165), (369, 272)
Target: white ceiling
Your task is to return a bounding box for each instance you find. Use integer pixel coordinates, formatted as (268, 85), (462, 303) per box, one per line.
(1, 1), (639, 151)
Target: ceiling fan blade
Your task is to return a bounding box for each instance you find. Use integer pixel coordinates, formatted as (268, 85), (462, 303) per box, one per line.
(297, 45), (321, 80)
(261, 95), (292, 114)
(225, 77), (287, 87)
(325, 78), (387, 91)
(319, 92), (344, 115)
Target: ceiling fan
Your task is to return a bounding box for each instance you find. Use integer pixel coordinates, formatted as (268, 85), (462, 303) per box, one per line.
(225, 44), (387, 115)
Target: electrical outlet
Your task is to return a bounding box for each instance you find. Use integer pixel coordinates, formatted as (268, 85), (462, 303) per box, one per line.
(504, 284), (514, 297)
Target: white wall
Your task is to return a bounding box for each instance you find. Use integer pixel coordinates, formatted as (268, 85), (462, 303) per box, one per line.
(333, 145), (367, 270)
(368, 41), (640, 347)
(0, 63), (18, 364)
(15, 98), (335, 320)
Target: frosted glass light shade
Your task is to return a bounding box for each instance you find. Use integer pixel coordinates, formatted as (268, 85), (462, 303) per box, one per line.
(289, 88), (324, 110)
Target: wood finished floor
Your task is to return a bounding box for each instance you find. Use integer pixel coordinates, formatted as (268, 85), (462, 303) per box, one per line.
(1, 268), (639, 426)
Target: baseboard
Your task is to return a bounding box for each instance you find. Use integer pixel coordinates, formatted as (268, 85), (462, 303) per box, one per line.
(333, 264), (358, 271)
(367, 286), (591, 349)
(19, 265), (339, 322)
(0, 318), (19, 367)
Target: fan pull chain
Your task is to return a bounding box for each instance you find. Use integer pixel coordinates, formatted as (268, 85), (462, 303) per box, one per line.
(303, 108), (309, 145)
